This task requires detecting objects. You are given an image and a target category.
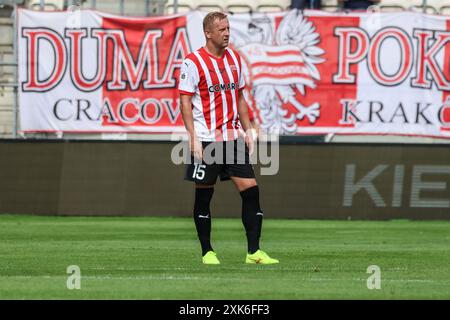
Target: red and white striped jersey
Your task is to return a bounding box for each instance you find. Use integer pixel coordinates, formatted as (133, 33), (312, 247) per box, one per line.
(178, 47), (245, 141)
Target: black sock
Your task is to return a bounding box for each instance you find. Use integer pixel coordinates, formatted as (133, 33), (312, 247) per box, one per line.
(240, 185), (263, 254)
(193, 187), (214, 256)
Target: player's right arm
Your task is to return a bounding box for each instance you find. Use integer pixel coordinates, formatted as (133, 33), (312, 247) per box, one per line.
(178, 58), (202, 160)
(180, 94), (202, 160)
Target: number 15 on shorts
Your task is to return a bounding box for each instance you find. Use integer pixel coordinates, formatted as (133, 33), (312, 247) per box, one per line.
(193, 163), (206, 180)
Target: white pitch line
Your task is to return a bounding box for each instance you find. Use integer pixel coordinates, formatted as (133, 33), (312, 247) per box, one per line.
(2, 275), (450, 284)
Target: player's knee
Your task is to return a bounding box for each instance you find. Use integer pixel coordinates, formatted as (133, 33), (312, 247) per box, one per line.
(237, 180), (258, 193)
(240, 185), (259, 200)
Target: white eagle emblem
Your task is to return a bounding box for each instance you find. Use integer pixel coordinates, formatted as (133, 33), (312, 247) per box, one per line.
(231, 10), (325, 134)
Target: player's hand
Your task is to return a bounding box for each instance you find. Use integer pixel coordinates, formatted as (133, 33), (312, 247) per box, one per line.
(190, 136), (203, 161)
(245, 128), (256, 155)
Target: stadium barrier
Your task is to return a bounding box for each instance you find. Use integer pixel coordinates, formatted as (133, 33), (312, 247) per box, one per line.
(0, 140), (449, 220)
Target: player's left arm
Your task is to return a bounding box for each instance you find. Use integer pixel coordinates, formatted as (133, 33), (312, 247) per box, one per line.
(237, 89), (255, 155)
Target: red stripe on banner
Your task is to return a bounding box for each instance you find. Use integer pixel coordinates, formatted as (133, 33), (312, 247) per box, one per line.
(266, 50), (301, 57)
(441, 20), (450, 131)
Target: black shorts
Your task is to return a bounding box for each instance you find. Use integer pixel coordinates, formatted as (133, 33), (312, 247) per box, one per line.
(184, 138), (255, 185)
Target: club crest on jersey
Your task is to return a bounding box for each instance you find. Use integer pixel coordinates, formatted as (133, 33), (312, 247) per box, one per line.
(208, 82), (239, 92)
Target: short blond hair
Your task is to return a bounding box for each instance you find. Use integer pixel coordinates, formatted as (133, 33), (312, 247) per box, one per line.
(203, 12), (228, 32)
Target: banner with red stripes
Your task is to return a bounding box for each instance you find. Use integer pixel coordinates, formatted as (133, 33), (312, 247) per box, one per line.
(18, 9), (450, 138)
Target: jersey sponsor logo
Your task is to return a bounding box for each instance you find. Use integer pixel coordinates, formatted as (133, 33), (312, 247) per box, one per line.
(208, 82), (239, 93)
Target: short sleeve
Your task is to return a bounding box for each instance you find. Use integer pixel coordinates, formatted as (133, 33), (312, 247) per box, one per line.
(238, 57), (245, 90)
(178, 58), (199, 95)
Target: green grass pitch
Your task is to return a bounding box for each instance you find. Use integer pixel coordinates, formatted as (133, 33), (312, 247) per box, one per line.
(1, 214), (450, 299)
